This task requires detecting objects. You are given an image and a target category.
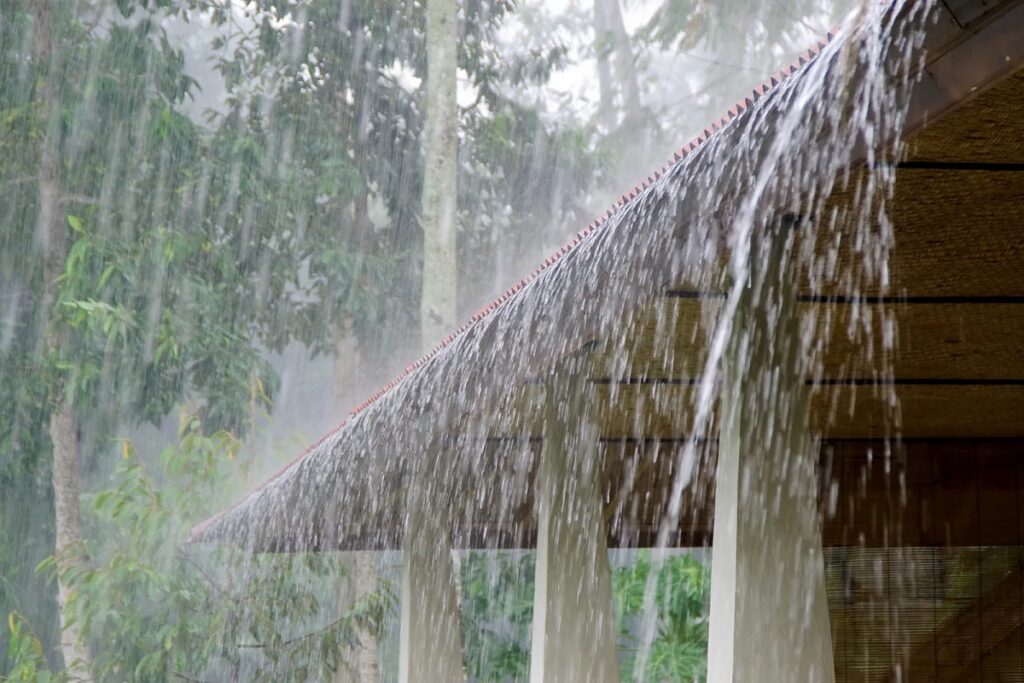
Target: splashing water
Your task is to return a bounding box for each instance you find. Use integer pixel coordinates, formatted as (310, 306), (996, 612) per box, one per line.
(6, 0), (992, 678)
(187, 0), (944, 679)
(630, 1), (935, 676)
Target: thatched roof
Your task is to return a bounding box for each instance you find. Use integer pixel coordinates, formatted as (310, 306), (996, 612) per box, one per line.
(191, 0), (1024, 553)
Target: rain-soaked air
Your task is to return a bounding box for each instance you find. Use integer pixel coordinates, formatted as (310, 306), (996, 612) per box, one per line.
(2, 0), (1023, 681)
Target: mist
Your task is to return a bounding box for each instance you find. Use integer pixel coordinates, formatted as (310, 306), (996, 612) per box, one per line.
(2, 0), (923, 680)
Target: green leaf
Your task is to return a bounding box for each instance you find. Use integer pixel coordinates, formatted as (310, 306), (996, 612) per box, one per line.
(98, 264), (116, 289)
(66, 214), (84, 234)
(94, 491), (113, 511)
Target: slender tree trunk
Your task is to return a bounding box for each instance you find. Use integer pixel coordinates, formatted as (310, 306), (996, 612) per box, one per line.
(593, 0), (615, 127)
(420, 0), (459, 349)
(593, 0), (641, 126)
(34, 0), (63, 323)
(49, 405), (89, 674)
(605, 0), (641, 122)
(408, 4), (465, 679)
(33, 0), (92, 676)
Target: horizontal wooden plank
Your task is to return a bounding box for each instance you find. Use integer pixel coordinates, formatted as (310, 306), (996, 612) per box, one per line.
(592, 297), (1024, 383)
(581, 383), (1024, 440)
(448, 439), (1024, 551)
(470, 380), (1024, 441)
(816, 383), (1024, 439)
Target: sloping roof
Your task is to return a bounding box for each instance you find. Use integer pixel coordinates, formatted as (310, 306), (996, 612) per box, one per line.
(191, 0), (1024, 552)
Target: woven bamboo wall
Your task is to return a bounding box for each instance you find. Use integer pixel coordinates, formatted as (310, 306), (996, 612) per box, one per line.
(828, 546), (1024, 683)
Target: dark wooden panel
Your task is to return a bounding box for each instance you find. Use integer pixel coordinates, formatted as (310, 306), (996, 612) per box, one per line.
(822, 440), (1024, 548)
(580, 382), (1024, 440)
(594, 297), (1024, 383)
(821, 384), (1024, 439)
(450, 439), (1024, 551)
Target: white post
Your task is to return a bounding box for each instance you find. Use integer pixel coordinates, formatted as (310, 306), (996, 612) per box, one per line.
(399, 445), (465, 683)
(530, 367), (621, 683)
(707, 222), (835, 683)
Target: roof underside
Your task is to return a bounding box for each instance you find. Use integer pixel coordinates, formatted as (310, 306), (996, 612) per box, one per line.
(192, 0), (1024, 553)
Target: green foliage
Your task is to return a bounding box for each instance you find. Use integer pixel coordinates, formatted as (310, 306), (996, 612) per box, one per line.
(458, 550), (710, 682)
(460, 551), (534, 680)
(1, 0), (724, 678)
(0, 0), (607, 474)
(2, 613), (69, 683)
(26, 414), (395, 682)
(614, 552), (710, 683)
(53, 211), (279, 432)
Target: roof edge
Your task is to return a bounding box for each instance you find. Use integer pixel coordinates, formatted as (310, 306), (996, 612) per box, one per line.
(188, 23), (840, 544)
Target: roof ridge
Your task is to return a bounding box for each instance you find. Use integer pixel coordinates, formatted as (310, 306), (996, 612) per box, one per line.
(189, 26), (839, 542)
(328, 26), (839, 435)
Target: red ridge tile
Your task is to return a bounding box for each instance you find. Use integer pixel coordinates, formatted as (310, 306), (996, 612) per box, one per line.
(189, 20), (841, 543)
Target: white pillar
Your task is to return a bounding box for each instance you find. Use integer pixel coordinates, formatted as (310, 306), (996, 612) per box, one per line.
(707, 223), (835, 683)
(399, 451), (464, 683)
(530, 369), (621, 683)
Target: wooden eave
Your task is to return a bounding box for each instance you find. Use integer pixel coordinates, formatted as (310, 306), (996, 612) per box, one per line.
(191, 0), (1024, 554)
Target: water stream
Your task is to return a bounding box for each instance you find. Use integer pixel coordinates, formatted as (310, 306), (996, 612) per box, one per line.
(194, 1), (938, 680)
(0, 0), (968, 679)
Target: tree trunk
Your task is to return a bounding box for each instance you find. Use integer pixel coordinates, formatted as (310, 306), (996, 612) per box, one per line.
(605, 0), (641, 122)
(33, 0), (92, 676)
(593, 0), (615, 127)
(405, 4), (465, 679)
(49, 404), (90, 675)
(593, 0), (642, 126)
(420, 0), (459, 349)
